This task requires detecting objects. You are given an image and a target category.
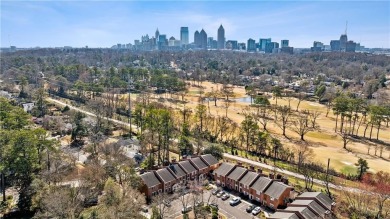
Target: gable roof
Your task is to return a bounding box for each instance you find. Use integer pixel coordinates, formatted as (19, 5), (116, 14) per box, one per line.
(190, 157), (208, 170)
(226, 166), (247, 181)
(214, 162), (235, 177)
(178, 160), (197, 173)
(269, 212), (300, 219)
(297, 192), (333, 210)
(264, 181), (292, 199)
(239, 171), (259, 186)
(200, 154), (219, 166)
(167, 164), (186, 178)
(140, 172), (161, 188)
(290, 199), (328, 217)
(155, 168), (176, 183)
(282, 206), (318, 219)
(250, 176), (273, 192)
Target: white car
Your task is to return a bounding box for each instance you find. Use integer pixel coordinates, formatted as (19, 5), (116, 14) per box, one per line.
(229, 197), (241, 206)
(252, 206), (261, 215)
(181, 205), (192, 214)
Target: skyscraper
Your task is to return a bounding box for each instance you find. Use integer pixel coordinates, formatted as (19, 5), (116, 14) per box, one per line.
(247, 38), (256, 52)
(199, 29), (207, 49)
(339, 34), (348, 51)
(180, 27), (189, 45)
(194, 30), (200, 46)
(259, 38), (271, 51)
(217, 25), (225, 49)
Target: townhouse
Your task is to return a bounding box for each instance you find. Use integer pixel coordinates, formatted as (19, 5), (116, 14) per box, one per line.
(249, 176), (273, 202)
(189, 157), (209, 181)
(140, 154), (219, 200)
(140, 172), (163, 198)
(213, 162), (236, 187)
(268, 192), (335, 219)
(263, 181), (293, 209)
(226, 166), (248, 190)
(155, 168), (178, 193)
(238, 170), (259, 196)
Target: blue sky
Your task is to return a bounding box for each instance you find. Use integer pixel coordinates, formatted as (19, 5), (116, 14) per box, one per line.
(1, 1), (389, 48)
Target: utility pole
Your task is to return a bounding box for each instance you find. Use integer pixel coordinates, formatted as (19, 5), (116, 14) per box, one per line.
(128, 76), (133, 139)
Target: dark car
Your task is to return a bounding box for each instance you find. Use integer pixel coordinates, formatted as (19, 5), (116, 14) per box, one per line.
(246, 204), (256, 213)
(212, 188), (221, 195)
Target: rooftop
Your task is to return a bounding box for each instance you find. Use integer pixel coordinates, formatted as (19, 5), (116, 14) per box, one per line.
(282, 206), (317, 219)
(156, 168), (176, 183)
(214, 162), (235, 177)
(239, 171), (259, 186)
(200, 154), (219, 166)
(190, 157), (208, 170)
(168, 164), (186, 178)
(268, 212), (299, 219)
(140, 172), (161, 188)
(290, 199), (328, 217)
(264, 181), (292, 199)
(250, 176), (273, 192)
(297, 192), (334, 210)
(226, 166), (247, 181)
(178, 160), (197, 173)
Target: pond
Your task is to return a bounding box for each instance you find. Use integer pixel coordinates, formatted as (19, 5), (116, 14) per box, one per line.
(234, 96), (253, 104)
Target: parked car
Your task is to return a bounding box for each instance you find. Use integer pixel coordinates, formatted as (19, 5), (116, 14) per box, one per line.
(229, 197), (241, 206)
(181, 205), (193, 214)
(212, 189), (221, 195)
(252, 207), (262, 215)
(221, 194), (230, 200)
(246, 204), (256, 213)
(208, 203), (219, 209)
(216, 191), (225, 198)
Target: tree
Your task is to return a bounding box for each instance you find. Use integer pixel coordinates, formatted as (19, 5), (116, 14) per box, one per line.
(240, 115), (259, 157)
(275, 105), (291, 137)
(271, 86), (282, 106)
(291, 111), (314, 141)
(362, 171), (390, 218)
(71, 111), (87, 145)
(355, 157), (369, 180)
(34, 87), (47, 117)
(202, 144), (223, 160)
(337, 127), (351, 150)
(253, 96), (271, 131)
(151, 193), (172, 219)
(314, 84), (326, 102)
(179, 123), (193, 157)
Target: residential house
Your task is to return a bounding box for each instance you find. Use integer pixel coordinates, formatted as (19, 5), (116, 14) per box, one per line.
(140, 172), (162, 199)
(267, 212), (300, 219)
(155, 168), (178, 193)
(178, 160), (197, 180)
(167, 163), (187, 185)
(189, 157), (209, 181)
(295, 192), (335, 212)
(200, 154), (219, 170)
(238, 171), (259, 196)
(263, 181), (293, 209)
(288, 199), (331, 219)
(226, 166), (247, 190)
(214, 163), (235, 187)
(249, 176), (273, 202)
(278, 206), (319, 219)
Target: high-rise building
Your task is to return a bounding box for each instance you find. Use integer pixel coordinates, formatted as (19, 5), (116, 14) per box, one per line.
(265, 42), (279, 53)
(281, 40), (289, 48)
(339, 34), (348, 51)
(194, 30), (200, 47)
(247, 38), (256, 52)
(311, 41), (323, 52)
(345, 41), (356, 52)
(259, 38), (271, 51)
(180, 27), (189, 45)
(330, 40), (340, 51)
(199, 29), (207, 49)
(226, 40), (238, 50)
(217, 25), (225, 49)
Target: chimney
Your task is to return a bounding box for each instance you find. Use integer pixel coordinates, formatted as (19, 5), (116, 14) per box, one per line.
(282, 177), (289, 185)
(269, 173), (274, 179)
(257, 169), (263, 174)
(276, 174), (282, 179)
(237, 162), (243, 167)
(171, 157), (177, 163)
(249, 165), (255, 171)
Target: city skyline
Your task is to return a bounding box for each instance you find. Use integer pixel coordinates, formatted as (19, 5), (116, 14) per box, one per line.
(1, 1), (389, 48)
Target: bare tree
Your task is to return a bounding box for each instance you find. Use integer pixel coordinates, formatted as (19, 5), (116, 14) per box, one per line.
(275, 105), (291, 137)
(291, 110), (314, 141)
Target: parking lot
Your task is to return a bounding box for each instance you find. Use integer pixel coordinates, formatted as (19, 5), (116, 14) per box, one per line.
(161, 189), (265, 219)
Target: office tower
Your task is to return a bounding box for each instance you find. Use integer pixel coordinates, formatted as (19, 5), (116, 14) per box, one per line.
(238, 43), (246, 50)
(259, 38), (271, 51)
(330, 40), (340, 51)
(155, 29), (160, 42)
(168, 37), (176, 46)
(265, 42), (279, 53)
(226, 40), (238, 50)
(180, 27), (189, 45)
(217, 24), (225, 49)
(199, 29), (207, 49)
(208, 37), (213, 48)
(339, 34), (348, 51)
(345, 41), (356, 52)
(311, 41), (323, 52)
(247, 38), (256, 52)
(281, 40), (289, 48)
(194, 30), (200, 46)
